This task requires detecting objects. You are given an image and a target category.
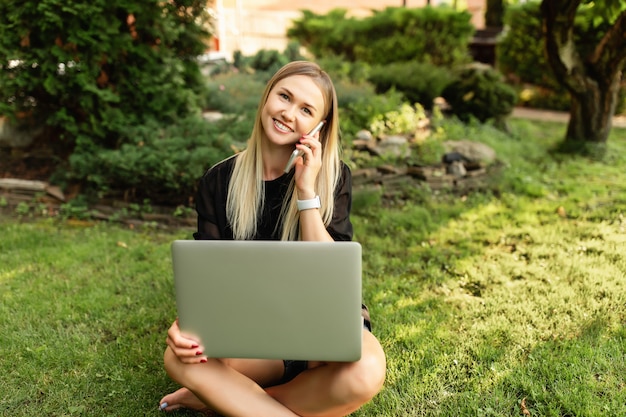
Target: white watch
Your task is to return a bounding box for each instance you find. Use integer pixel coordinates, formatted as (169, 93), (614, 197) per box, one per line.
(297, 195), (321, 211)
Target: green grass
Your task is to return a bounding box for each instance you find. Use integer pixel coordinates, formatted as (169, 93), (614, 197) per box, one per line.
(1, 120), (625, 416)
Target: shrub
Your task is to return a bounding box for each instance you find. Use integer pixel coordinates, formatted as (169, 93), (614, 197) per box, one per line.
(0, 0), (213, 203)
(333, 79), (406, 139)
(369, 103), (428, 137)
(248, 49), (290, 74)
(230, 44), (306, 77)
(356, 6), (474, 67)
(204, 72), (266, 116)
(0, 0), (211, 149)
(317, 56), (371, 84)
(368, 61), (454, 109)
(497, 2), (551, 88)
(65, 115), (235, 205)
(441, 63), (517, 127)
(288, 6), (474, 67)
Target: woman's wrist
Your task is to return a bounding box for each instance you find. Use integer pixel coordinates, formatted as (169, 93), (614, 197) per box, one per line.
(296, 189), (316, 200)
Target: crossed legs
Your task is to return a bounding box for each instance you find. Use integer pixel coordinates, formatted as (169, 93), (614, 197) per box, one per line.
(160, 330), (386, 417)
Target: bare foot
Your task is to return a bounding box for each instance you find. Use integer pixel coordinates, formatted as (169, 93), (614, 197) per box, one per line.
(159, 387), (218, 415)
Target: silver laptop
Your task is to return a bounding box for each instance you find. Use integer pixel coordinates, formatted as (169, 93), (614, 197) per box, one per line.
(171, 240), (363, 362)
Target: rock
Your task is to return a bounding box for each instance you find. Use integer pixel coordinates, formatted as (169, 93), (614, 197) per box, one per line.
(355, 129), (374, 142)
(442, 140), (496, 165)
(446, 160), (467, 177)
(375, 135), (411, 158)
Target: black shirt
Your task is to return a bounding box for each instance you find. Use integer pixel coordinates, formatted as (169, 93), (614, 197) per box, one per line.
(193, 156), (354, 241)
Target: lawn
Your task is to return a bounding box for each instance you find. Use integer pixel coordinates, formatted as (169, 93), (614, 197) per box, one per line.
(1, 119), (625, 416)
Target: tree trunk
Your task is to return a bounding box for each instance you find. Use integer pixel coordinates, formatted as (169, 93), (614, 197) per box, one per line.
(541, 0), (626, 145)
(567, 74), (621, 143)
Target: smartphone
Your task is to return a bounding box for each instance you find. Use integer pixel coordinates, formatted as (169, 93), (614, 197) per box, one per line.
(283, 121), (325, 173)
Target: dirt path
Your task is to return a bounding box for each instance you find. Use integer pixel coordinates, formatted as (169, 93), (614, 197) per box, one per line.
(511, 107), (626, 128)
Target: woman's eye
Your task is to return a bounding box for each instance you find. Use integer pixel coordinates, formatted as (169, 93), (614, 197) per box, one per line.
(279, 93), (289, 100)
(303, 108), (312, 115)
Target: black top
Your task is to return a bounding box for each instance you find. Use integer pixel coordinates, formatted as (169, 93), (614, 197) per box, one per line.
(193, 156), (354, 241)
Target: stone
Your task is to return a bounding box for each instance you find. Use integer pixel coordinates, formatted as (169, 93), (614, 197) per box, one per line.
(375, 135), (411, 158)
(355, 129), (374, 142)
(446, 160), (467, 177)
(442, 140), (496, 165)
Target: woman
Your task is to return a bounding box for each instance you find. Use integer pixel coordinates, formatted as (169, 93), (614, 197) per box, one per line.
(159, 61), (386, 417)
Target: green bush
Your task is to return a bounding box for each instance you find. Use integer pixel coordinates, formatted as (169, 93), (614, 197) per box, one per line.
(368, 61), (454, 109)
(333, 79), (406, 139)
(0, 0), (211, 144)
(65, 115), (235, 205)
(289, 6), (474, 67)
(0, 0), (211, 192)
(441, 63), (517, 126)
(229, 44), (306, 78)
(368, 103), (429, 137)
(317, 56), (372, 84)
(357, 6), (474, 67)
(496, 2), (551, 88)
(247, 49), (290, 74)
(204, 72), (266, 116)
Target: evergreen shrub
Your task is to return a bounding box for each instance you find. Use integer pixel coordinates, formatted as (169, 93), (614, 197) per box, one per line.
(497, 2), (550, 88)
(368, 61), (454, 109)
(66, 115), (234, 204)
(0, 0), (212, 199)
(442, 64), (517, 127)
(204, 72), (265, 116)
(288, 6), (474, 67)
(317, 56), (371, 85)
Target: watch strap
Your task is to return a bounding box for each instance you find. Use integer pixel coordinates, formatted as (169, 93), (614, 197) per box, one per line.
(297, 195), (321, 211)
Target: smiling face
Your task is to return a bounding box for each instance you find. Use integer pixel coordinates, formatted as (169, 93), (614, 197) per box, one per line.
(260, 74), (326, 148)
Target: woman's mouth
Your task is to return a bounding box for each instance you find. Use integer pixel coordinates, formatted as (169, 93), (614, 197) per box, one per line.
(273, 119), (294, 133)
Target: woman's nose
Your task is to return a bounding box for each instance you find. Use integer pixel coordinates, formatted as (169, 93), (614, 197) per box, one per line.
(281, 106), (296, 121)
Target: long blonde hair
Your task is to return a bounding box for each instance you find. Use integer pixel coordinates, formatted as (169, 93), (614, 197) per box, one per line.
(226, 61), (341, 241)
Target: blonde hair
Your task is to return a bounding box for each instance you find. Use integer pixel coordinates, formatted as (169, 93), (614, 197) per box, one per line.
(226, 61), (341, 240)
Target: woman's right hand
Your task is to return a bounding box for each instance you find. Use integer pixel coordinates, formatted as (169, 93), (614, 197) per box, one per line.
(166, 318), (207, 364)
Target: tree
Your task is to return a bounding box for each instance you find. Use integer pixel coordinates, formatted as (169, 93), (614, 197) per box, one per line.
(485, 0), (505, 28)
(540, 0), (626, 148)
(0, 0), (212, 153)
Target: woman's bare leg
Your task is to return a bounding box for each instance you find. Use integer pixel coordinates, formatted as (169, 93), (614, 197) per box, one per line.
(266, 330), (386, 417)
(160, 357), (285, 413)
(163, 349), (299, 416)
(161, 331), (386, 417)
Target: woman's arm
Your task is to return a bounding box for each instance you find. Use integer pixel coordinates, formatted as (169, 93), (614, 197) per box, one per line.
(299, 163), (353, 242)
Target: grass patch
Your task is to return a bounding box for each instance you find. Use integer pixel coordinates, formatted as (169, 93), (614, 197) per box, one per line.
(0, 222), (187, 416)
(1, 120), (625, 416)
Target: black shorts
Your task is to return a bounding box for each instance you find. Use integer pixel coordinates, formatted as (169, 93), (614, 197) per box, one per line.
(278, 304), (372, 385)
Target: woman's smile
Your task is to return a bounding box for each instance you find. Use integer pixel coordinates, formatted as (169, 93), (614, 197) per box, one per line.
(273, 118), (294, 134)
